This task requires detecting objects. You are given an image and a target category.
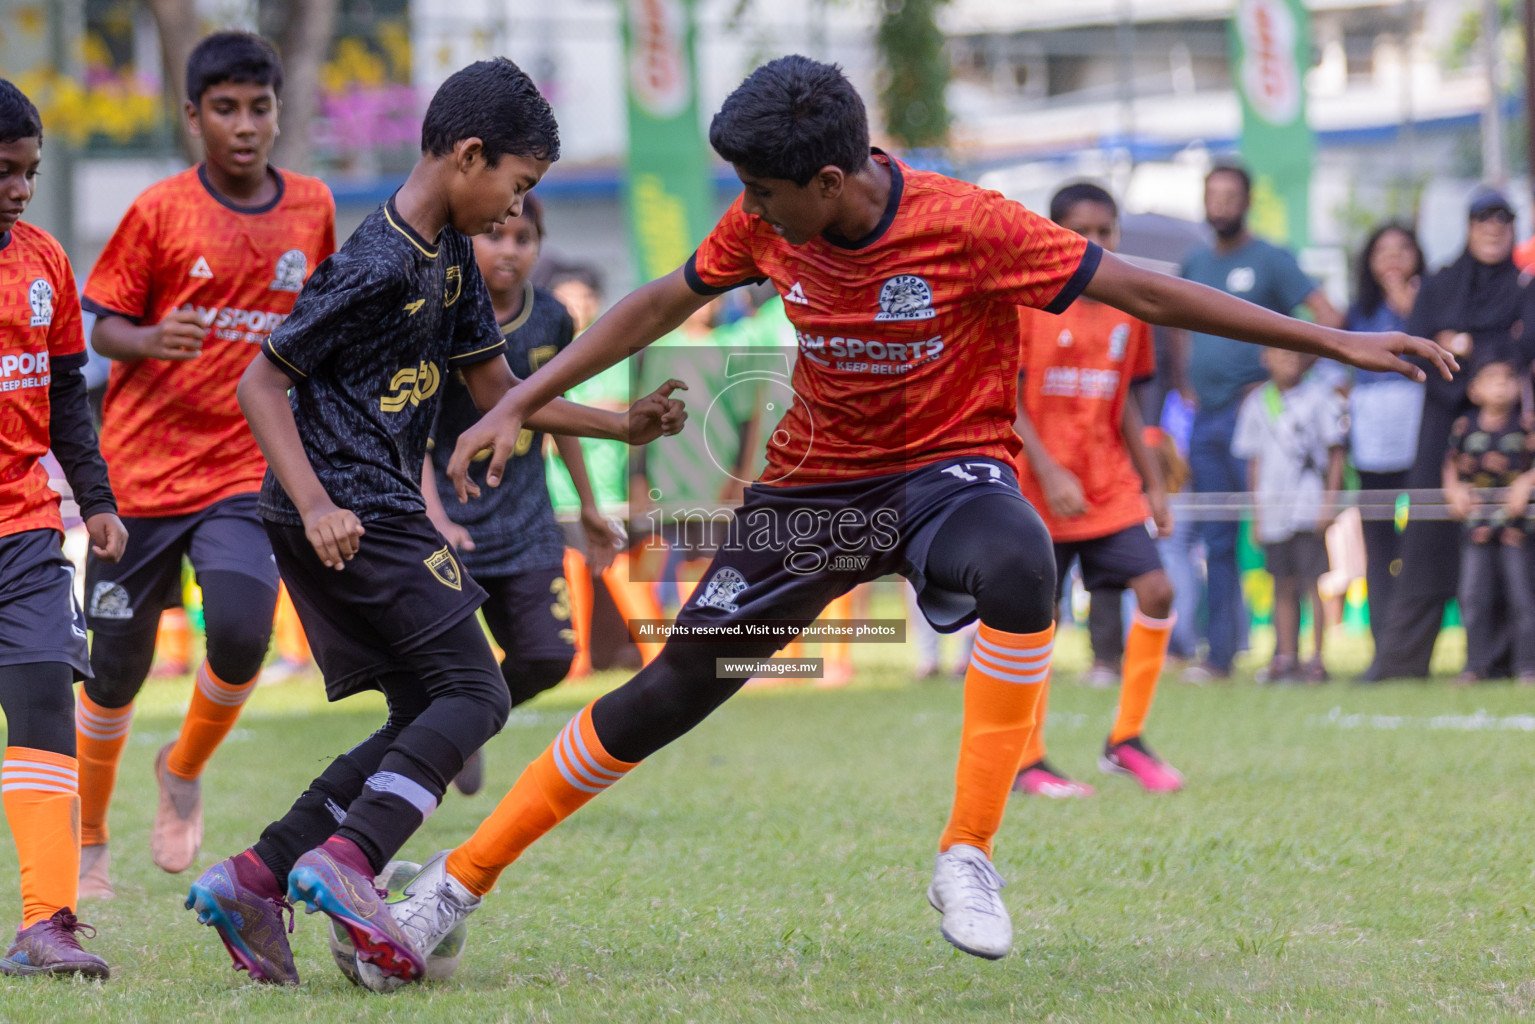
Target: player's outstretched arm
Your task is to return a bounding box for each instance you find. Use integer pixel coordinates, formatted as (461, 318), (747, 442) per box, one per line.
(518, 268), (706, 415)
(237, 356), (363, 569)
(1082, 251), (1458, 382)
(460, 354), (634, 440)
(449, 375), (688, 502)
(447, 268), (704, 501)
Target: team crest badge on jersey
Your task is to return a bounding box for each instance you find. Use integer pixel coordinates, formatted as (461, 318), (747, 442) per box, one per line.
(1056, 329), (1073, 347)
(444, 265), (463, 307)
(424, 546), (463, 591)
(874, 275), (936, 321)
(89, 582), (133, 621)
(271, 249), (307, 292)
(28, 279), (54, 327)
(694, 567), (748, 613)
(1109, 323), (1130, 361)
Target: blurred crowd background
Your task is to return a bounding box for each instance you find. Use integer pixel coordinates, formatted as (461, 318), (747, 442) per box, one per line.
(8, 0), (1535, 686)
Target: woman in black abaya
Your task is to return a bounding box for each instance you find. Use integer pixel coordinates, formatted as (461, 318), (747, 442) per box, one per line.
(1365, 187), (1528, 680)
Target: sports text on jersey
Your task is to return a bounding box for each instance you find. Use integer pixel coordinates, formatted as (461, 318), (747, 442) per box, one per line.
(189, 304), (291, 343)
(796, 330), (944, 375)
(0, 350), (49, 392)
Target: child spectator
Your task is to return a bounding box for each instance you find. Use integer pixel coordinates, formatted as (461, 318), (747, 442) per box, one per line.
(1442, 358), (1535, 683)
(1232, 349), (1345, 683)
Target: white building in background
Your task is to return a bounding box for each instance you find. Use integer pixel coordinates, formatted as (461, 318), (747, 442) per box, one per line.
(941, 0), (1510, 269)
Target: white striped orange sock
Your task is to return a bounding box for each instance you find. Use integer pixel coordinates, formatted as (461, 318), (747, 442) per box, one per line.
(166, 661), (257, 781)
(2, 747), (81, 925)
(75, 693), (133, 846)
(940, 622), (1054, 857)
(1110, 610), (1174, 745)
(446, 702), (637, 896)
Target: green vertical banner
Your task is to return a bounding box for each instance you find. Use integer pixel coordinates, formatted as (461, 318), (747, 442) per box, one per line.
(1230, 0), (1314, 249)
(621, 0), (714, 284)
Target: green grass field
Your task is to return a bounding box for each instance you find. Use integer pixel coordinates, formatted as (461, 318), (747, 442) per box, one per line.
(2, 621), (1534, 1022)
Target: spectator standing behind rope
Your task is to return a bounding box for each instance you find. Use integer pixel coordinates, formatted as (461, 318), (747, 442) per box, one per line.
(1364, 187), (1529, 681)
(1232, 349), (1346, 683)
(1169, 164), (1342, 682)
(1344, 224), (1424, 659)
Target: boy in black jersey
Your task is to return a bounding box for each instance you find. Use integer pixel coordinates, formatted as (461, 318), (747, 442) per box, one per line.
(184, 58), (685, 988)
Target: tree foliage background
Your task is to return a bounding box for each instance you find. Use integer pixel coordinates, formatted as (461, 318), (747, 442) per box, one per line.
(875, 0), (951, 150)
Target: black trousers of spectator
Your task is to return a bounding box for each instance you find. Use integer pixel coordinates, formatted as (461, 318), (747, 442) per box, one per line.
(1369, 400), (1466, 679)
(1357, 470), (1408, 654)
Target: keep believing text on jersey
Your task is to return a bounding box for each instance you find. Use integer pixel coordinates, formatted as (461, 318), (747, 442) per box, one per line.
(796, 330), (945, 375)
(0, 350), (50, 392)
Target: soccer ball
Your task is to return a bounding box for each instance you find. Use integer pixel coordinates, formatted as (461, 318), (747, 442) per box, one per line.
(327, 859), (469, 985)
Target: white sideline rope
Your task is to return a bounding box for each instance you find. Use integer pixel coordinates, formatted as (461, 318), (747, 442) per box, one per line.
(1165, 488), (1516, 522)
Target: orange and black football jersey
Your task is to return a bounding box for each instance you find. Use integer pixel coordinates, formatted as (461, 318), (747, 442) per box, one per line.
(83, 165), (335, 517)
(685, 151), (1098, 485)
(1017, 300), (1155, 542)
(0, 221), (87, 538)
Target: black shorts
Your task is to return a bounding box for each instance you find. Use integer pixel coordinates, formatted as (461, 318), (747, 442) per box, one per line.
(268, 513), (488, 700)
(0, 529), (90, 680)
(1052, 522), (1163, 599)
(478, 567), (577, 663)
(677, 456), (1027, 642)
(84, 493), (278, 636)
(1264, 532), (1329, 582)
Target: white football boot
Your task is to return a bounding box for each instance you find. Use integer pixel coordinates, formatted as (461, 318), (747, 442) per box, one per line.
(356, 850), (480, 993)
(927, 843), (1012, 959)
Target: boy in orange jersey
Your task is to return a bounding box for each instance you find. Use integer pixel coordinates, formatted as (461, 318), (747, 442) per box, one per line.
(76, 32), (335, 895)
(1011, 183), (1181, 799)
(0, 79), (127, 978)
(372, 56), (1453, 980)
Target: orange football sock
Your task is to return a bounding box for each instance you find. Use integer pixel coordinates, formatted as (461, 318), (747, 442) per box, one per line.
(940, 623), (1053, 857)
(2, 747), (80, 926)
(1018, 668), (1053, 767)
(446, 703), (638, 897)
(75, 693), (133, 846)
(1109, 611), (1174, 746)
(165, 661), (257, 781)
